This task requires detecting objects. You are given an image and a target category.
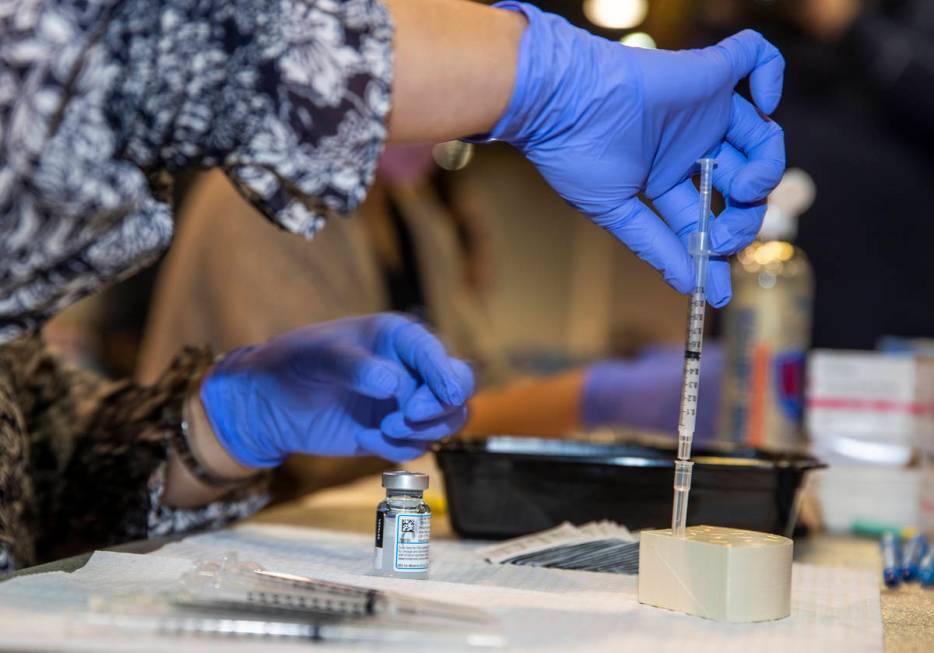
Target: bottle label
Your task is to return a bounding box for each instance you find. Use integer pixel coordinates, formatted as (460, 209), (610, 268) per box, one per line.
(394, 513), (430, 572)
(773, 350), (805, 422)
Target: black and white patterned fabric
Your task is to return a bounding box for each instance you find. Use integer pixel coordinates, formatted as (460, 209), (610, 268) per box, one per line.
(0, 0), (394, 342)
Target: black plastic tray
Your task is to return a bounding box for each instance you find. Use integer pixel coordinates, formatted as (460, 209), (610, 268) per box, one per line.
(434, 436), (824, 540)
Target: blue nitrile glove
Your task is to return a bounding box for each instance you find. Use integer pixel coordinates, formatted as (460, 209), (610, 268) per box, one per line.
(200, 314), (475, 466)
(581, 344), (723, 442)
(476, 3), (786, 307)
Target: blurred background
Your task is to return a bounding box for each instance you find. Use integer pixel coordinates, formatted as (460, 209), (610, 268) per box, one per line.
(44, 0), (934, 536)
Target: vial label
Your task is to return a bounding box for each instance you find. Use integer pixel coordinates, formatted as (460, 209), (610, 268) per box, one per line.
(374, 511), (385, 570)
(393, 513), (430, 572)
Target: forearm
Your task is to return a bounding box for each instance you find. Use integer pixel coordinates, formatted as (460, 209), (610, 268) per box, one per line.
(162, 390), (259, 508)
(383, 0), (525, 142)
(462, 370), (585, 437)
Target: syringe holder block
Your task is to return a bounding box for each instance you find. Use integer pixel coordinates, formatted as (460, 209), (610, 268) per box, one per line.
(638, 525), (793, 623)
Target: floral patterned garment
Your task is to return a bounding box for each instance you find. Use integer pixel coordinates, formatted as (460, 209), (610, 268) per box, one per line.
(0, 0), (393, 341)
(0, 0), (394, 572)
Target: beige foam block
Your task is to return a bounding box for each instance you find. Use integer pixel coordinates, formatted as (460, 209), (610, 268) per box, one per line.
(638, 525), (793, 623)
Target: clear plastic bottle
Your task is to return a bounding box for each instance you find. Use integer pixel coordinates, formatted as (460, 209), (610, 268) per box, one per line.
(719, 169), (815, 451)
(374, 471), (431, 579)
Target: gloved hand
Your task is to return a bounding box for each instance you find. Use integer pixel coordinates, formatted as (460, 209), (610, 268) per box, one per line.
(477, 3), (786, 307)
(581, 345), (723, 441)
(200, 314), (475, 466)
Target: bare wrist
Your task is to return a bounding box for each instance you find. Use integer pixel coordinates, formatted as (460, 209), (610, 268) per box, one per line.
(184, 385), (260, 481)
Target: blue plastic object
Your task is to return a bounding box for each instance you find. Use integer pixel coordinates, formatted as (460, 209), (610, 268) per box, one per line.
(881, 531), (903, 588)
(201, 314), (474, 466)
(901, 533), (928, 582)
(477, 2), (786, 307)
(919, 549), (934, 587)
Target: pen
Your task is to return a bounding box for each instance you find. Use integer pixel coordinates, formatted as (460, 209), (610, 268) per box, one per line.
(901, 534), (928, 582)
(881, 531), (902, 588)
(919, 548), (934, 587)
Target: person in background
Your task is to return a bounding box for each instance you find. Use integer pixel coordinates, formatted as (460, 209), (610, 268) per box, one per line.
(137, 147), (508, 496)
(0, 0), (783, 571)
(137, 147), (505, 387)
(138, 146), (724, 500)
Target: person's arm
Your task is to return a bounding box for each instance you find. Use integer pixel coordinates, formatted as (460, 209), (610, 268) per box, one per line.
(0, 315), (471, 570)
(105, 0), (782, 308)
(383, 0), (785, 306)
(461, 345), (724, 440)
(173, 312), (480, 507)
(383, 0), (524, 142)
(1, 0), (784, 342)
(162, 392), (259, 508)
(2, 313), (475, 567)
(463, 370), (585, 437)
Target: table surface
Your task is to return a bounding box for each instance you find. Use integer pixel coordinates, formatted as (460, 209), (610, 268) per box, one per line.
(9, 457), (934, 651)
(251, 458), (934, 652)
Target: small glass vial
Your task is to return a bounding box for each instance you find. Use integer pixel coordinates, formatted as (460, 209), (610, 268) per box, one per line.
(374, 471), (431, 579)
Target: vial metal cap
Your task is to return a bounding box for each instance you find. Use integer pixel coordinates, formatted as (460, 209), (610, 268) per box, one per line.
(382, 471), (429, 491)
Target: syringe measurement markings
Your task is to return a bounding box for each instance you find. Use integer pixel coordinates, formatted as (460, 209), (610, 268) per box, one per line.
(672, 157), (716, 538)
(679, 295), (706, 435)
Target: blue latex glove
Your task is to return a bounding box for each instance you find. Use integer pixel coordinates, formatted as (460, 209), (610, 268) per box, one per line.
(200, 314), (475, 466)
(581, 344), (723, 442)
(477, 3), (786, 307)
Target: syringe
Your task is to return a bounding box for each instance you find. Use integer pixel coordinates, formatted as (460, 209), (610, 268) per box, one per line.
(671, 158), (717, 537)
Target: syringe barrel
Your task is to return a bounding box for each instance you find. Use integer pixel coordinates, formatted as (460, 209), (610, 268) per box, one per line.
(677, 433), (693, 460)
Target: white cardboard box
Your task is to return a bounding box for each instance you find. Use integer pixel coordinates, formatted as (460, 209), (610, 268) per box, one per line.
(806, 351), (934, 532)
(806, 350), (934, 455)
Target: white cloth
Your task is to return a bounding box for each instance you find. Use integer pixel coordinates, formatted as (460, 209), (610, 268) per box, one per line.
(0, 523), (884, 652)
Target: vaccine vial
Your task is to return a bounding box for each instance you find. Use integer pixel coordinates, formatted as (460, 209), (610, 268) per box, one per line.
(374, 471), (431, 579)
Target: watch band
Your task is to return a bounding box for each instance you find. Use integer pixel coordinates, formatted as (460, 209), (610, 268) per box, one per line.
(165, 369), (260, 488)
(171, 404), (256, 488)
